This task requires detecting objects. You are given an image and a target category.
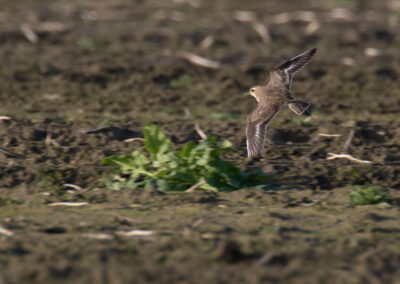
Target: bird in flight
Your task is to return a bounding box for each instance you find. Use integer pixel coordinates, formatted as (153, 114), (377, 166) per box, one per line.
(245, 48), (317, 159)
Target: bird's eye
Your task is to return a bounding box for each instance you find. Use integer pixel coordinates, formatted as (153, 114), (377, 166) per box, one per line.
(250, 88), (255, 92)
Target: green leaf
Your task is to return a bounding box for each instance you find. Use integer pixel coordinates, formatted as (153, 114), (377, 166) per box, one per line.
(210, 112), (239, 120)
(179, 142), (196, 158)
(144, 179), (170, 191)
(102, 150), (149, 175)
(169, 74), (192, 89)
(102, 125), (270, 192)
(143, 124), (172, 160)
(155, 179), (170, 191)
(219, 139), (232, 149)
(349, 186), (388, 205)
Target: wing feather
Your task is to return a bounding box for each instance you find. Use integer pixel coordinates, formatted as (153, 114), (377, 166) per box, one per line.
(246, 108), (279, 158)
(268, 48), (317, 88)
(246, 120), (268, 158)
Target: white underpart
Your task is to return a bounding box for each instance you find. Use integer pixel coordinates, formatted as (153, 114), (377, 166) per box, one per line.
(250, 92), (259, 102)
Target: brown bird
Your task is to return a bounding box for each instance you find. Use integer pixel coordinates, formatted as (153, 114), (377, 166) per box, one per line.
(246, 48), (317, 158)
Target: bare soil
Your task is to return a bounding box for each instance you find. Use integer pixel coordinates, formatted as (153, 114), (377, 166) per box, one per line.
(1, 0), (400, 283)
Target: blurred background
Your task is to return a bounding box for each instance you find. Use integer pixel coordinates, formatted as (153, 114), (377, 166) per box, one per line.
(1, 0), (400, 183)
(1, 1), (400, 282)
(1, 0), (399, 123)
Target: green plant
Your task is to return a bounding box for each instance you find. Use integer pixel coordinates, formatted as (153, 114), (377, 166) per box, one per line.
(169, 74), (192, 89)
(349, 186), (388, 205)
(102, 125), (269, 191)
(210, 113), (239, 120)
(76, 37), (102, 51)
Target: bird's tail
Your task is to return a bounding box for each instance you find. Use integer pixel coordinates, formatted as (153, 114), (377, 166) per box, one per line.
(288, 100), (311, 116)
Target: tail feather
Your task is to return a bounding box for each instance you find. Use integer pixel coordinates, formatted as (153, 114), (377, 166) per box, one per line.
(288, 100), (311, 116)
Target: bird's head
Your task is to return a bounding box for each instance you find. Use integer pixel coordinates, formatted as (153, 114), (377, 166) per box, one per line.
(246, 86), (262, 102)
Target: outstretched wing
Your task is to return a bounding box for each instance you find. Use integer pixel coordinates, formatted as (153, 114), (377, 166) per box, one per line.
(246, 107), (279, 158)
(268, 48), (317, 89)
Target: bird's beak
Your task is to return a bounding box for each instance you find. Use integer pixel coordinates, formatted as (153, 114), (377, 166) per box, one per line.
(245, 92), (250, 96)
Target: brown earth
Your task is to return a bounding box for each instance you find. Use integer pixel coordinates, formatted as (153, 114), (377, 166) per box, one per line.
(1, 0), (400, 283)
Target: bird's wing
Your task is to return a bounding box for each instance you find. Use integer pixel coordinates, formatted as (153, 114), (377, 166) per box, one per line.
(246, 108), (279, 158)
(268, 48), (317, 88)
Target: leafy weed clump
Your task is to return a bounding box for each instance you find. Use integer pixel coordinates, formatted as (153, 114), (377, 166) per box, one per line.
(349, 185), (388, 205)
(102, 125), (269, 192)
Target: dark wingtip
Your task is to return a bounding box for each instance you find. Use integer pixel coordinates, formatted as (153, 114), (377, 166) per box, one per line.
(310, 48), (317, 55)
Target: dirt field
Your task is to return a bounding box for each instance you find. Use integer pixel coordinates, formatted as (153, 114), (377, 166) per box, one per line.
(1, 0), (400, 283)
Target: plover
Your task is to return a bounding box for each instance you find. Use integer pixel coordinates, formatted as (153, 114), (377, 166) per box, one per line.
(246, 48), (317, 158)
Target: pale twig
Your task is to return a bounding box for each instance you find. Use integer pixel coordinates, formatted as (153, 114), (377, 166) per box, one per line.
(43, 93), (62, 100)
(0, 225), (14, 236)
(257, 252), (275, 266)
(48, 202), (88, 207)
(36, 22), (70, 33)
(129, 204), (145, 209)
(326, 153), (372, 164)
(305, 20), (320, 34)
(123, 137), (145, 143)
(194, 123), (207, 139)
(185, 181), (205, 192)
(0, 116), (11, 120)
(270, 11), (319, 35)
(81, 10), (129, 22)
(201, 233), (216, 239)
(341, 57), (355, 67)
(63, 183), (83, 191)
(234, 11), (257, 22)
(233, 10), (272, 42)
(173, 0), (201, 8)
(20, 23), (39, 43)
(290, 11), (317, 22)
(45, 133), (52, 146)
(251, 22), (271, 43)
(342, 129), (355, 153)
(45, 133), (60, 147)
(364, 48), (381, 57)
(328, 8), (354, 21)
(180, 51), (222, 69)
(318, 133), (341, 137)
(183, 108), (191, 120)
(82, 233), (113, 240)
(200, 35), (215, 50)
(192, 218), (204, 228)
(271, 11), (317, 24)
(117, 230), (154, 236)
(327, 129), (372, 163)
